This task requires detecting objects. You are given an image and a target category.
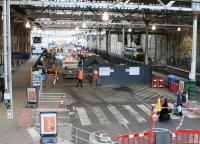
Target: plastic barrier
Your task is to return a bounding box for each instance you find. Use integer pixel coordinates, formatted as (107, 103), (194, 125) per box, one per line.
(116, 132), (155, 144)
(171, 129), (200, 144)
(152, 77), (165, 88)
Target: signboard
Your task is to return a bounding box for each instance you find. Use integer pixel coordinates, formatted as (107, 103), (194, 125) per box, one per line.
(27, 88), (37, 103)
(126, 67), (140, 75)
(40, 112), (57, 136)
(192, 0), (200, 11)
(33, 37), (42, 43)
(32, 69), (45, 86)
(7, 108), (13, 119)
(179, 80), (184, 93)
(99, 67), (114, 76)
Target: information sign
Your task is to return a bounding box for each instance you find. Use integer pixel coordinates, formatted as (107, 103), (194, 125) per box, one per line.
(40, 112), (57, 136)
(27, 87), (37, 103)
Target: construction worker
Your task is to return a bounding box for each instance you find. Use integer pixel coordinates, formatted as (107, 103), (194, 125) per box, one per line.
(76, 68), (83, 87)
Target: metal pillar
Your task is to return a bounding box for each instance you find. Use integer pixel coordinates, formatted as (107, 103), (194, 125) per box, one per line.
(122, 27), (125, 53)
(7, 0), (13, 118)
(145, 22), (149, 65)
(189, 15), (198, 100)
(99, 29), (101, 50)
(106, 30), (109, 53)
(3, 0), (8, 91)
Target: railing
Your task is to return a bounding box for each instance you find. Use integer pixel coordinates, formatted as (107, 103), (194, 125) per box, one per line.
(38, 92), (72, 108)
(60, 122), (115, 144)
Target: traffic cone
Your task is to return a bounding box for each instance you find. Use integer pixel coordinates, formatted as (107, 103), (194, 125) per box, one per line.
(156, 97), (161, 113)
(60, 97), (65, 108)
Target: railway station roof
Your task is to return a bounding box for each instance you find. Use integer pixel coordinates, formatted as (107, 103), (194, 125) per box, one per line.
(1, 0), (200, 30)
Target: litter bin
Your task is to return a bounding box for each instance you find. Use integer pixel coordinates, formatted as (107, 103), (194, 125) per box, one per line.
(144, 128), (170, 144)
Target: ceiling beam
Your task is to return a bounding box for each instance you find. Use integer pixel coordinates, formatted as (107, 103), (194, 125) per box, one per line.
(10, 1), (193, 12)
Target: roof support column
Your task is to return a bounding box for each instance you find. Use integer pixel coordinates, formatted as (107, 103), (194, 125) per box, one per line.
(190, 15), (198, 80)
(145, 21), (149, 65)
(3, 0), (8, 91)
(122, 27), (125, 56)
(189, 15), (198, 100)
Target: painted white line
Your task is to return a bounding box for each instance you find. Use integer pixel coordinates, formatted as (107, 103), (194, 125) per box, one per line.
(137, 104), (151, 116)
(92, 107), (110, 125)
(76, 107), (92, 126)
(107, 105), (129, 124)
(168, 103), (197, 119)
(123, 105), (147, 122)
(27, 127), (40, 143)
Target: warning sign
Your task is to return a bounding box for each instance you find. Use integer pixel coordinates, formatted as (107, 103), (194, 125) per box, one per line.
(40, 112), (57, 136)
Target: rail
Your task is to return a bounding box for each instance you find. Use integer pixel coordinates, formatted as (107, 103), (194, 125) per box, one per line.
(60, 122), (115, 144)
(38, 92), (72, 108)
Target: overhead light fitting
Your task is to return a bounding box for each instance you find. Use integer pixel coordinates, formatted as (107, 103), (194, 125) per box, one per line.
(33, 26), (37, 31)
(177, 27), (181, 31)
(128, 28), (132, 32)
(25, 21), (31, 28)
(102, 12), (109, 21)
(152, 25), (156, 30)
(82, 22), (87, 28)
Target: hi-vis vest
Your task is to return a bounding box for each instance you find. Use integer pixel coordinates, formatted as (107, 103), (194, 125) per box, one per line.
(78, 70), (83, 80)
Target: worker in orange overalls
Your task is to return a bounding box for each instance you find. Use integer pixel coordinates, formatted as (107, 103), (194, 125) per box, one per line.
(76, 68), (83, 87)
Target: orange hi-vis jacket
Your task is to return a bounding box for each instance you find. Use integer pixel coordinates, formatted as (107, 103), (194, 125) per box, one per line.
(78, 70), (83, 80)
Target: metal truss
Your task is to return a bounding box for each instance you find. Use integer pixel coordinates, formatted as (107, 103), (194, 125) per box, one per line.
(10, 0), (193, 12)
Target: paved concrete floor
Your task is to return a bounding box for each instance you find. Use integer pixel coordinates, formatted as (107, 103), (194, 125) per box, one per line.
(0, 56), (36, 144)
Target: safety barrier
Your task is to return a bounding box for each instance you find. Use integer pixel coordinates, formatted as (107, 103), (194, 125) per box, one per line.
(38, 92), (72, 108)
(171, 129), (200, 144)
(170, 81), (179, 92)
(117, 129), (200, 144)
(152, 77), (165, 88)
(116, 131), (155, 144)
(59, 123), (114, 144)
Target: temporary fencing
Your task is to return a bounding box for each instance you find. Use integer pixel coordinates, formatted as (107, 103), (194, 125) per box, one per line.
(171, 129), (200, 144)
(152, 77), (165, 88)
(116, 131), (155, 144)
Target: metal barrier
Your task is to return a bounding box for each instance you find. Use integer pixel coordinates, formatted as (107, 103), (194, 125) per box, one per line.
(171, 129), (200, 144)
(59, 122), (115, 144)
(116, 132), (155, 144)
(38, 92), (72, 108)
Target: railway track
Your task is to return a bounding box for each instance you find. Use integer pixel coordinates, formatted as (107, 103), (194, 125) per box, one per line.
(153, 65), (200, 86)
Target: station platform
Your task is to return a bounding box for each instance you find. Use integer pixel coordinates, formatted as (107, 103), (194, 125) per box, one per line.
(1, 56), (200, 144)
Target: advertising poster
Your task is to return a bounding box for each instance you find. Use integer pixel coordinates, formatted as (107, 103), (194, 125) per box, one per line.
(27, 87), (37, 103)
(179, 80), (184, 93)
(40, 112), (57, 136)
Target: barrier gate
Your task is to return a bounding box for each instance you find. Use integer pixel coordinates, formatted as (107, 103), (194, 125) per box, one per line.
(117, 129), (200, 144)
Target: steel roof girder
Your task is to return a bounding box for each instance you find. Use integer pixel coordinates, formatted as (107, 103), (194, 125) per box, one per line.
(10, 1), (193, 12)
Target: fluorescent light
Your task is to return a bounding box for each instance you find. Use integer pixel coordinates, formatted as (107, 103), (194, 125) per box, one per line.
(177, 27), (181, 31)
(25, 21), (31, 28)
(82, 22), (87, 28)
(32, 26), (37, 31)
(102, 12), (109, 21)
(152, 25), (156, 30)
(128, 28), (132, 32)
